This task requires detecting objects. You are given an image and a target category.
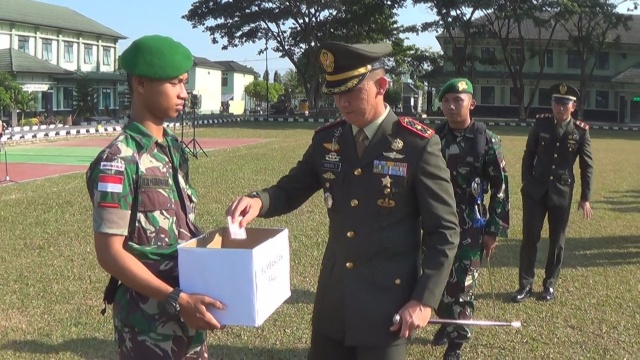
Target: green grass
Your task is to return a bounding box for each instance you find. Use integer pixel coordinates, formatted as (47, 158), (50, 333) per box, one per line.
(0, 122), (638, 359)
(4, 146), (104, 165)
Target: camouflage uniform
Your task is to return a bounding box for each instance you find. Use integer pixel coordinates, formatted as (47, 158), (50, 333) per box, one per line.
(86, 121), (206, 360)
(435, 121), (510, 344)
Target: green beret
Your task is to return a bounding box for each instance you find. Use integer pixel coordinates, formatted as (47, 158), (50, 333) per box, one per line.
(438, 78), (474, 102)
(318, 41), (392, 95)
(120, 35), (193, 80)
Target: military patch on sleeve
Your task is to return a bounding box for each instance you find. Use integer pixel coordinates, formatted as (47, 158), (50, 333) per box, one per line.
(574, 120), (590, 130)
(314, 119), (346, 133)
(398, 117), (434, 138)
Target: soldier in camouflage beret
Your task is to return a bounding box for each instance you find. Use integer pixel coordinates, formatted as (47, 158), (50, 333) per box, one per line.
(85, 35), (224, 360)
(227, 41), (460, 360)
(432, 77), (510, 360)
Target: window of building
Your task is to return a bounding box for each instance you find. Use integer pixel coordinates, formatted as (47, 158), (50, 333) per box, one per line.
(538, 87), (552, 107)
(509, 48), (524, 65)
(222, 72), (229, 87)
(64, 42), (74, 63)
(595, 90), (609, 109)
(18, 36), (29, 53)
(84, 45), (93, 64)
(63, 87), (74, 109)
(480, 86), (495, 105)
(596, 52), (609, 70)
(103, 48), (111, 66)
(545, 49), (553, 68)
(510, 87), (520, 105)
(102, 88), (112, 108)
(42, 39), (53, 61)
(480, 47), (495, 62)
(567, 50), (581, 69)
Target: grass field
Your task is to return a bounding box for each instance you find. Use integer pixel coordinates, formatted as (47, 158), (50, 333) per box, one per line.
(0, 122), (638, 360)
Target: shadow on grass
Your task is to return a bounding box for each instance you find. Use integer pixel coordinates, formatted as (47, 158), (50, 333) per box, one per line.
(207, 345), (308, 359)
(0, 338), (114, 360)
(594, 191), (640, 213)
(488, 235), (640, 269)
(285, 288), (316, 305)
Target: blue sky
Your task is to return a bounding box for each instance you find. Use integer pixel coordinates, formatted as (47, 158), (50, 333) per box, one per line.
(40, 0), (639, 75)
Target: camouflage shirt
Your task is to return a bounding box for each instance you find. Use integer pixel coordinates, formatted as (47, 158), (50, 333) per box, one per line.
(86, 121), (201, 336)
(437, 121), (509, 239)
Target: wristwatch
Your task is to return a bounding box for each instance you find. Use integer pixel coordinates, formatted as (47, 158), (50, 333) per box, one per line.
(247, 191), (261, 199)
(165, 287), (183, 317)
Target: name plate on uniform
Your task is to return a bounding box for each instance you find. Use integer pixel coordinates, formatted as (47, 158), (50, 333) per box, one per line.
(373, 160), (407, 177)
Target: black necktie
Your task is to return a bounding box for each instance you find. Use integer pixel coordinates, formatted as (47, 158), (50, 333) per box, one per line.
(355, 128), (368, 158)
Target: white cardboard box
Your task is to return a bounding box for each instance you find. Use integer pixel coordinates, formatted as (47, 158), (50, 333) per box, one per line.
(177, 227), (291, 327)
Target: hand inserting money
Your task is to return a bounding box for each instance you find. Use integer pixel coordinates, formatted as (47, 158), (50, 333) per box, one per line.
(227, 216), (247, 240)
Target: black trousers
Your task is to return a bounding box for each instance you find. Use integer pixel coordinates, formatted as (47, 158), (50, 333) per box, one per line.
(308, 331), (407, 360)
(519, 190), (572, 289)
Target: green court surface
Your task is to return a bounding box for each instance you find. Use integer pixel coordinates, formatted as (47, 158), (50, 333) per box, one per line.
(5, 146), (103, 165)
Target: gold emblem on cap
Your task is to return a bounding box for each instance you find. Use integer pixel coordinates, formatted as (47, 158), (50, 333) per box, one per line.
(457, 81), (468, 91)
(559, 84), (568, 94)
(320, 50), (335, 72)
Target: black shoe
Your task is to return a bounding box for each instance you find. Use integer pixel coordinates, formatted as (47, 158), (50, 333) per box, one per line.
(511, 285), (533, 303)
(442, 342), (462, 360)
(537, 286), (555, 301)
(431, 325), (448, 347)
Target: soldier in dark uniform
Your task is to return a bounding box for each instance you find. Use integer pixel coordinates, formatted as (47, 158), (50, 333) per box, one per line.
(512, 83), (594, 303)
(227, 41), (460, 360)
(431, 78), (510, 360)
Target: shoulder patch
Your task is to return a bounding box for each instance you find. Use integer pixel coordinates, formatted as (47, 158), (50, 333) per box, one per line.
(574, 120), (590, 130)
(398, 117), (434, 138)
(536, 113), (553, 119)
(314, 119), (346, 133)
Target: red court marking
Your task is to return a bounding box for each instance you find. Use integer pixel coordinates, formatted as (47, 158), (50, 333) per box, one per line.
(0, 163), (88, 185)
(48, 137), (265, 150)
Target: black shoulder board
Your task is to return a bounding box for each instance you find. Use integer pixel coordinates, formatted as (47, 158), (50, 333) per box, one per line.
(574, 120), (590, 130)
(536, 113), (553, 119)
(314, 118), (345, 133)
(398, 117), (434, 138)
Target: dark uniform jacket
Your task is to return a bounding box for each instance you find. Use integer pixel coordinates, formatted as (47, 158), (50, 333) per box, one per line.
(255, 111), (460, 346)
(521, 114), (594, 207)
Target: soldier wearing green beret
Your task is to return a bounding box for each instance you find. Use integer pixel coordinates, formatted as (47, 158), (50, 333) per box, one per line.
(431, 78), (510, 360)
(227, 41), (460, 359)
(512, 83), (594, 303)
(85, 35), (225, 360)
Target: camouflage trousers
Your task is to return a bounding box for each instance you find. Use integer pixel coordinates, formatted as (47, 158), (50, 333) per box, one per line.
(436, 245), (482, 344)
(115, 326), (208, 360)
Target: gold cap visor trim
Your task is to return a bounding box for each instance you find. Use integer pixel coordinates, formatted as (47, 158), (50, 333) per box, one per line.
(325, 65), (372, 81)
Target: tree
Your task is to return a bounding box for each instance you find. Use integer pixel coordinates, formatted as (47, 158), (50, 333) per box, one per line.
(384, 88), (403, 109)
(480, 1), (564, 120)
(245, 80), (285, 105)
(12, 91), (37, 120)
(412, 0), (489, 82)
(281, 69), (304, 95)
(558, 0), (638, 118)
(72, 75), (98, 120)
(263, 69), (270, 82)
(183, 0), (405, 111)
(386, 39), (445, 88)
(273, 70), (282, 84)
(0, 72), (22, 109)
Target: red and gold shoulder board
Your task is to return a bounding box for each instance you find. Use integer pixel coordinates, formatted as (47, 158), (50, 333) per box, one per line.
(314, 118), (345, 133)
(399, 117), (434, 138)
(574, 120), (590, 130)
(536, 113), (553, 119)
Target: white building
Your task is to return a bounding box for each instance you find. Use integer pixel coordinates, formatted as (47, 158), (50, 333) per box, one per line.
(188, 57), (223, 114)
(215, 61), (258, 115)
(0, 0), (126, 124)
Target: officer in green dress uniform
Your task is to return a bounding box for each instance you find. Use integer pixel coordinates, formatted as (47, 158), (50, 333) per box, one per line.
(512, 83), (594, 303)
(227, 41), (460, 360)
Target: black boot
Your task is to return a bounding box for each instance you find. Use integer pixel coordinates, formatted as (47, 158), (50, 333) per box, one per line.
(511, 285), (533, 303)
(431, 325), (448, 346)
(443, 341), (462, 360)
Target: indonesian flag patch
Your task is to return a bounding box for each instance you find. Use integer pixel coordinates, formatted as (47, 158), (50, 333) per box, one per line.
(98, 174), (124, 193)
